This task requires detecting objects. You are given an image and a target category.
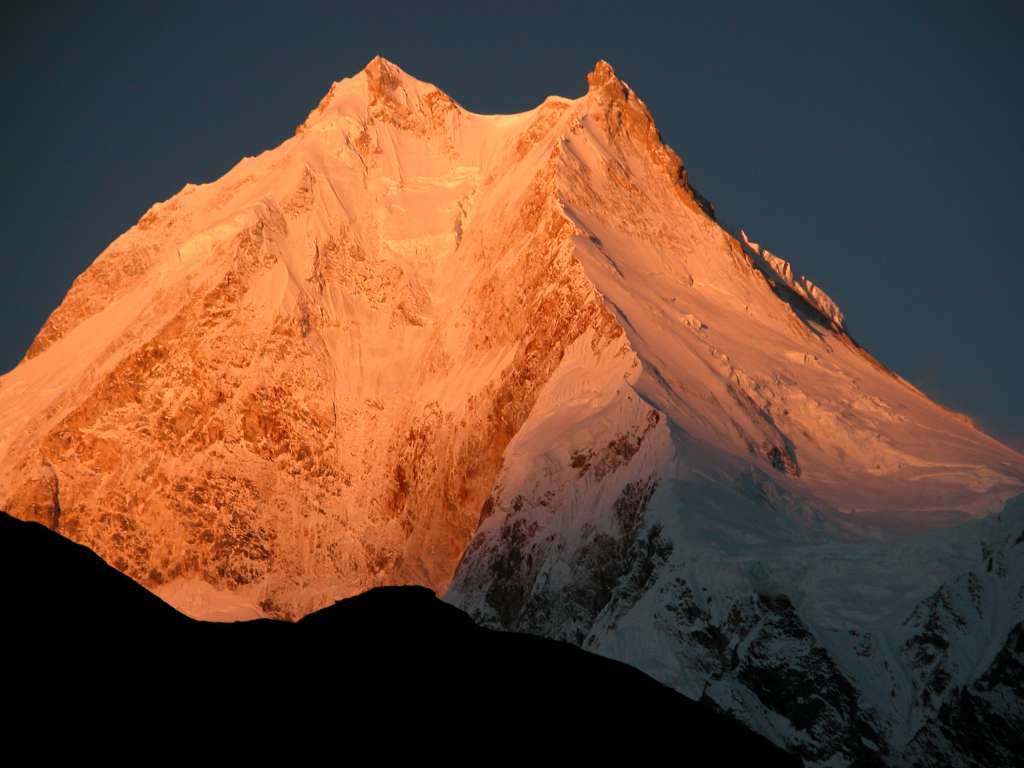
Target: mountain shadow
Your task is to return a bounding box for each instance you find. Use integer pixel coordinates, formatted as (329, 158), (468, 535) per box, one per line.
(2, 511), (799, 761)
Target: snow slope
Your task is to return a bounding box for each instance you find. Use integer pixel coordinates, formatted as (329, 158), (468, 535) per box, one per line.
(1, 57), (1021, 765)
(444, 61), (1024, 765)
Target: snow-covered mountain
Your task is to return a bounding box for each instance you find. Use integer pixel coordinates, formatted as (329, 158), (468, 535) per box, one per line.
(2, 57), (1021, 764)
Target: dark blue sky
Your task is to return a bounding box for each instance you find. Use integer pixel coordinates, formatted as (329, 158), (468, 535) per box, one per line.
(2, 2), (1021, 448)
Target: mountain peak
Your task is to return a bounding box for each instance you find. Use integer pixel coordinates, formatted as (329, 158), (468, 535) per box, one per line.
(362, 54), (406, 92)
(587, 59), (621, 91)
(296, 56), (453, 135)
(364, 53), (398, 70)
(5, 59), (1024, 765)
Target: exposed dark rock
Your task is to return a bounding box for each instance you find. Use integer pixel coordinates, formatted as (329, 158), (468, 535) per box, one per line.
(902, 623), (1024, 767)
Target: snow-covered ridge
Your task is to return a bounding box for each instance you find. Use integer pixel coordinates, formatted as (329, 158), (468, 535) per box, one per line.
(740, 230), (846, 332)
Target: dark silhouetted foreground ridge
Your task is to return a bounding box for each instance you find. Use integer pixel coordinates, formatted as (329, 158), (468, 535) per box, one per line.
(2, 511), (799, 761)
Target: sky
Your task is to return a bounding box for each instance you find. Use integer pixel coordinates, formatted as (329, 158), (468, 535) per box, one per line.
(1, 1), (1021, 448)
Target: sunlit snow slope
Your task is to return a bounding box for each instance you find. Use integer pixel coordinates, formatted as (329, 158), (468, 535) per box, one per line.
(1, 58), (1021, 765)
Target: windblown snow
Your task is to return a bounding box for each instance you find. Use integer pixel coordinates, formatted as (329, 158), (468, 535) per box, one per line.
(2, 57), (1021, 766)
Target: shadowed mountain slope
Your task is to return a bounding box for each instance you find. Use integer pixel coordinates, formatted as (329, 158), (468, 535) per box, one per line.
(2, 510), (798, 760)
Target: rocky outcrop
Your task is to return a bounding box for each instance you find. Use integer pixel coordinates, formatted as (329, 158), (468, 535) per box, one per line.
(901, 622), (1024, 767)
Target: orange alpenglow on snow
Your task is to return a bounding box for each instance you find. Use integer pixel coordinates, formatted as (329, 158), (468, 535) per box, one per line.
(1, 58), (1022, 764)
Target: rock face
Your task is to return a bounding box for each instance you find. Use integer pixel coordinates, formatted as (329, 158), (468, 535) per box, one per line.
(1, 57), (1022, 764)
(901, 620), (1024, 767)
(1, 57), (625, 618)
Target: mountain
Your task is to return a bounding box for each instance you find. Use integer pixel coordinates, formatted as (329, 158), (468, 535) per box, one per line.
(1, 57), (1021, 764)
(2, 512), (800, 755)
